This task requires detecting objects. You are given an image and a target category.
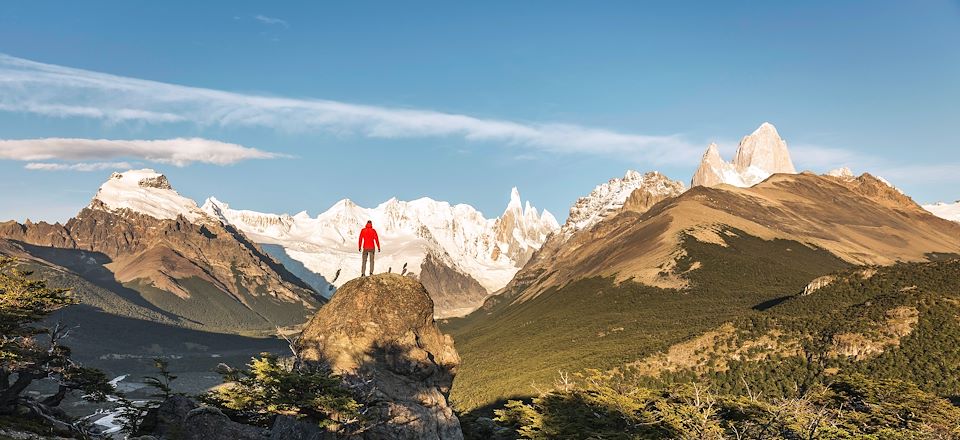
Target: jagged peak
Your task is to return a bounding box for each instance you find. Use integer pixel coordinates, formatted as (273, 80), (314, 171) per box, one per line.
(202, 196), (226, 209)
(735, 122), (793, 171)
(703, 142), (721, 158)
(507, 187), (523, 212)
(692, 122), (796, 188)
(200, 197), (227, 222)
(565, 169), (686, 233)
(754, 121), (779, 134)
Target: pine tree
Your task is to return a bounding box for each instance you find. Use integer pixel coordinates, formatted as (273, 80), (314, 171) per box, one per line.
(203, 353), (363, 431)
(0, 257), (110, 420)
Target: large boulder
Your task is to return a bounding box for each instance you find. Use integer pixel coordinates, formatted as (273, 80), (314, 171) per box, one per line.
(136, 395), (197, 438)
(297, 274), (462, 440)
(179, 406), (269, 440)
(135, 395), (268, 440)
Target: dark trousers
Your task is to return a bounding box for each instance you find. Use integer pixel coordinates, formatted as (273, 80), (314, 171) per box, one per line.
(362, 249), (376, 275)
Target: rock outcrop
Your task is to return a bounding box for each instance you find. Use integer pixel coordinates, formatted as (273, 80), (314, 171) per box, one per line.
(297, 274), (462, 440)
(802, 275), (836, 295)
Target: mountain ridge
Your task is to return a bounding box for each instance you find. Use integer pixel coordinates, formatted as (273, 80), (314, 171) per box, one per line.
(446, 167), (960, 409)
(203, 187), (559, 318)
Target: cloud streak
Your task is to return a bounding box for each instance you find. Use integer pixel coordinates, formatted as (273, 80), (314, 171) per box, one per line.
(253, 14), (289, 28)
(24, 161), (134, 172)
(0, 54), (701, 165)
(0, 137), (281, 167)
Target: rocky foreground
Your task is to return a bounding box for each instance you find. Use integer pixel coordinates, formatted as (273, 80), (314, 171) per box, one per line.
(132, 273), (463, 440)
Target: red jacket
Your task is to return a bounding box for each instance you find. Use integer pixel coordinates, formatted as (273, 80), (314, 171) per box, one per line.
(358, 225), (380, 250)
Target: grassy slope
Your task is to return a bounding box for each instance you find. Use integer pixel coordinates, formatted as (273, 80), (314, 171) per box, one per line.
(445, 229), (848, 410)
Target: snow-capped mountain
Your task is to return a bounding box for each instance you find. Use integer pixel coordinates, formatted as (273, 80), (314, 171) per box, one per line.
(203, 189), (559, 317)
(90, 169), (211, 223)
(1, 169), (322, 333)
(563, 170), (685, 234)
(923, 201), (960, 223)
(493, 188), (560, 263)
(691, 122), (797, 188)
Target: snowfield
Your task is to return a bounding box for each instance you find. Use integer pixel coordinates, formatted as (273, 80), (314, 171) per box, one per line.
(923, 201), (960, 223)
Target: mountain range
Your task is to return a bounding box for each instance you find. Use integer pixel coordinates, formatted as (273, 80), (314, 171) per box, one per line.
(444, 123), (960, 410)
(2, 122), (959, 427)
(202, 187), (559, 318)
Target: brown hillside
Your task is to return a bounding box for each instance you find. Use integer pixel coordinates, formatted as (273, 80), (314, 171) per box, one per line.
(508, 172), (960, 303)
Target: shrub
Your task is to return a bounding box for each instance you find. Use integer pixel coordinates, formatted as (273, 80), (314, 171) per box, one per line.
(494, 370), (960, 439)
(203, 353), (363, 431)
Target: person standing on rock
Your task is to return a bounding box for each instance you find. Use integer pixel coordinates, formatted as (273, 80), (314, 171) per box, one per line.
(358, 220), (381, 277)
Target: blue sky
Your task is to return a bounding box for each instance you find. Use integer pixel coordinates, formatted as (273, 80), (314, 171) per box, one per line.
(0, 1), (958, 222)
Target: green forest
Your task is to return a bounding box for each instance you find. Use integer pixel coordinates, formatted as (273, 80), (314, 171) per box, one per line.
(449, 231), (960, 438)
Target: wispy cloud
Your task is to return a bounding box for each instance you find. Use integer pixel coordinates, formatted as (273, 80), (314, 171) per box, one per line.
(0, 137), (281, 167)
(790, 143), (872, 170)
(24, 161), (134, 172)
(0, 54), (702, 166)
(253, 14), (289, 28)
